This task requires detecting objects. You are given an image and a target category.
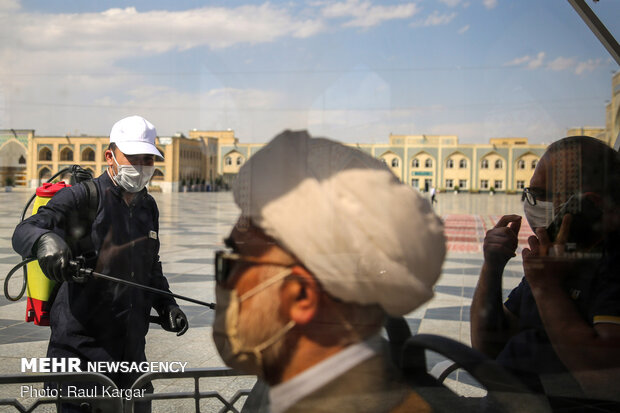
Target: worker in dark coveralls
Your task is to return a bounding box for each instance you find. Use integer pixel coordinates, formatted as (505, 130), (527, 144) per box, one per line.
(12, 115), (188, 413)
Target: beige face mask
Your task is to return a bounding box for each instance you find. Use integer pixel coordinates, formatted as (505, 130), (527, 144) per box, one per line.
(212, 268), (296, 378)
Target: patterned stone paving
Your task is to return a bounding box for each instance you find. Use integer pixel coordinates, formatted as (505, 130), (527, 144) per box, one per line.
(0, 189), (529, 410)
(443, 213), (535, 253)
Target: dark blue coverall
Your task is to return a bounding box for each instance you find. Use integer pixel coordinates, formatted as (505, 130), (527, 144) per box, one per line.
(12, 172), (177, 409)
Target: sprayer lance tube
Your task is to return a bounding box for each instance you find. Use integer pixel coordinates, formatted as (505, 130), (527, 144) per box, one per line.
(72, 261), (215, 309)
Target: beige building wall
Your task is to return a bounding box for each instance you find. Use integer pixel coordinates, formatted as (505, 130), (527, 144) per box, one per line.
(188, 129), (238, 188)
(23, 130), (242, 193)
(489, 138), (529, 146)
(565, 127), (608, 145)
(29, 136), (109, 187)
(410, 151), (436, 190)
(189, 129), (236, 177)
(28, 135), (168, 190)
(378, 135), (543, 193)
(153, 137), (174, 192)
(379, 151), (403, 181)
(477, 152), (507, 191)
(443, 151), (471, 190)
(178, 136), (206, 185)
(0, 130), (30, 187)
(513, 153), (540, 190)
(20, 131), (548, 194)
(222, 150), (246, 175)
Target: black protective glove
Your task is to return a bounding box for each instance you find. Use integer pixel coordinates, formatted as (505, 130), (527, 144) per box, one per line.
(35, 232), (74, 282)
(160, 305), (189, 336)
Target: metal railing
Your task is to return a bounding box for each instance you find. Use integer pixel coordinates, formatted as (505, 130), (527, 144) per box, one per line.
(126, 368), (254, 413)
(0, 368), (255, 413)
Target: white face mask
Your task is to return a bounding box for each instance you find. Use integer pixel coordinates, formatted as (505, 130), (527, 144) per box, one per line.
(212, 268), (295, 378)
(111, 151), (154, 193)
(523, 199), (555, 230)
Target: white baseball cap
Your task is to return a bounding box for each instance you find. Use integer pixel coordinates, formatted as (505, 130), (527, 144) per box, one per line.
(109, 115), (163, 160)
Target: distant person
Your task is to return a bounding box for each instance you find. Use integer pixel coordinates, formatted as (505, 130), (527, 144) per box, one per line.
(212, 130), (446, 413)
(470, 136), (620, 410)
(430, 186), (437, 205)
(12, 115), (188, 413)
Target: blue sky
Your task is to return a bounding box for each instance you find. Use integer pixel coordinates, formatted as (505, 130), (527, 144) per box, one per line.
(0, 0), (618, 144)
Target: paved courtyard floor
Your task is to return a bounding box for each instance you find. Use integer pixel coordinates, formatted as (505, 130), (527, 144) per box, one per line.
(0, 189), (531, 412)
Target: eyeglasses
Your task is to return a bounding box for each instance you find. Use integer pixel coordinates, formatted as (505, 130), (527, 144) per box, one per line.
(521, 187), (546, 206)
(214, 250), (294, 285)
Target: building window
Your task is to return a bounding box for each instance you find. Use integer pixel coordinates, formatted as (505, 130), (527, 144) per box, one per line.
(18, 155), (26, 164)
(39, 167), (52, 182)
(391, 158), (399, 167)
(152, 169), (164, 181)
(225, 156), (232, 166)
(459, 179), (467, 189)
(446, 159), (454, 168)
(39, 147), (52, 161)
(494, 160), (503, 169)
(459, 159), (467, 168)
(81, 148), (95, 162)
(480, 179), (489, 189)
(412, 159), (419, 168)
(445, 179), (453, 189)
(531, 159), (537, 169)
(411, 179), (419, 188)
(60, 147), (74, 161)
(516, 180), (525, 189)
(236, 157), (243, 166)
(517, 160), (525, 169)
(424, 179), (432, 191)
(424, 159), (432, 168)
(481, 159), (489, 169)
(494, 180), (503, 189)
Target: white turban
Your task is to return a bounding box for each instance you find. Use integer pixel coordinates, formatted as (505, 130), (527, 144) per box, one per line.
(233, 130), (445, 316)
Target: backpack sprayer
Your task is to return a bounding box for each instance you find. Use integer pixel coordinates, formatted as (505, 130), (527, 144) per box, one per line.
(4, 165), (215, 327)
(4, 167), (80, 325)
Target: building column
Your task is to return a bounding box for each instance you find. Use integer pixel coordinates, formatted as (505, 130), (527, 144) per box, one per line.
(472, 149), (478, 191)
(507, 146), (513, 191)
(27, 134), (35, 188)
(404, 143), (409, 186)
(437, 144), (442, 188)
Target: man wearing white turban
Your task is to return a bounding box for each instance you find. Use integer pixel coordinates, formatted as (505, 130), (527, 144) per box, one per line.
(212, 130), (446, 413)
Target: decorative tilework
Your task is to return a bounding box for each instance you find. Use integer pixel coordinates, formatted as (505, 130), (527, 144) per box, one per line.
(0, 132), (29, 147)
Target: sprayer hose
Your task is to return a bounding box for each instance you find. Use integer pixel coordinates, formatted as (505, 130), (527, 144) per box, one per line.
(3, 257), (36, 301)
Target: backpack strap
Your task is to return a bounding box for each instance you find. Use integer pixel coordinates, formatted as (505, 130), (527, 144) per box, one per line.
(73, 179), (100, 262)
(48, 177), (100, 311)
(82, 179), (99, 224)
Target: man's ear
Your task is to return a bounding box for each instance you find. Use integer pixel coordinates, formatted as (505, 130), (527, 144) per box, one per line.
(280, 267), (319, 325)
(105, 149), (115, 168)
